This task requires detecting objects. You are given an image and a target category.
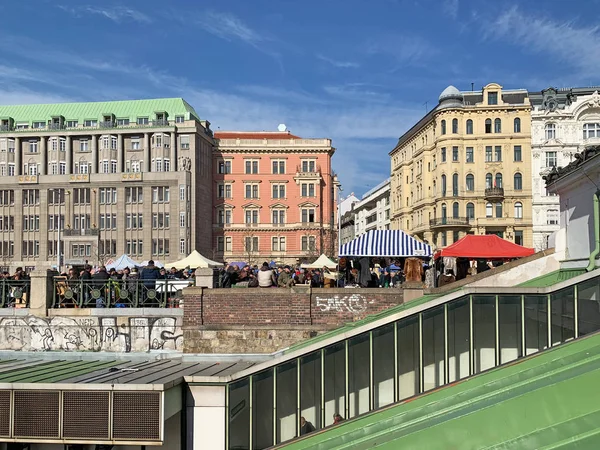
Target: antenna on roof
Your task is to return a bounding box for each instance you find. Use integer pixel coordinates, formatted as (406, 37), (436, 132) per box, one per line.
(423, 101), (428, 113)
(278, 124), (287, 132)
(471, 83), (474, 91)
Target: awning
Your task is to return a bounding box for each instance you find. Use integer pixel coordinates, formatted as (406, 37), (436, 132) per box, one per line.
(434, 234), (535, 259)
(166, 250), (223, 269)
(301, 254), (338, 269)
(106, 254), (140, 270)
(339, 230), (432, 258)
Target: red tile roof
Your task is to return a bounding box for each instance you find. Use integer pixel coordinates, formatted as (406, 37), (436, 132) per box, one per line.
(214, 131), (301, 140)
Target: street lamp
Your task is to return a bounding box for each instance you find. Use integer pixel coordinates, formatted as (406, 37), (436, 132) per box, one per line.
(336, 184), (343, 286)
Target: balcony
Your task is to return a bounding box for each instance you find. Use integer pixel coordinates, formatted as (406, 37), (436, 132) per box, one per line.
(429, 217), (471, 229)
(99, 121), (115, 129)
(295, 165), (321, 178)
(63, 228), (100, 237)
(485, 187), (505, 201)
(0, 125), (12, 132)
(153, 119), (170, 127)
(48, 123), (64, 130)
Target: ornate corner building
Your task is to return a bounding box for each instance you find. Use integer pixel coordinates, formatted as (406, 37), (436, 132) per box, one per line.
(390, 83), (533, 248)
(529, 87), (600, 251)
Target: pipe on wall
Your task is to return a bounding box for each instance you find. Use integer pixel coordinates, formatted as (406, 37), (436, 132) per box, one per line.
(587, 190), (600, 272)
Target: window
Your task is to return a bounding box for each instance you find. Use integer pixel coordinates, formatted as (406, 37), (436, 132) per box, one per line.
(441, 147), (446, 162)
(452, 202), (459, 219)
(494, 118), (502, 133)
(67, 120), (78, 128)
(98, 240), (117, 256)
(547, 209), (559, 225)
(245, 184), (259, 199)
(137, 117), (149, 125)
(440, 120), (446, 135)
(0, 190), (14, 205)
(154, 159), (163, 172)
(452, 118), (458, 134)
(50, 138), (57, 151)
(217, 209), (231, 225)
(245, 159), (259, 174)
(152, 213), (170, 229)
(495, 202), (503, 218)
(545, 123), (556, 140)
(32, 121), (45, 129)
(117, 118), (129, 126)
(301, 236), (316, 251)
(152, 186), (170, 203)
(441, 203), (447, 219)
(22, 215), (40, 231)
(485, 119), (492, 133)
(218, 183), (232, 199)
(28, 140), (38, 153)
(180, 135), (190, 149)
(73, 188), (90, 205)
(452, 146), (459, 162)
(126, 239), (144, 256)
(23, 189), (39, 205)
(218, 160), (231, 174)
(99, 214), (117, 230)
(513, 145), (522, 162)
(488, 91), (498, 105)
(102, 160), (109, 174)
(301, 183), (315, 197)
(99, 188), (117, 204)
(272, 184), (285, 199)
(111, 160), (118, 173)
(272, 160), (285, 174)
(545, 151), (557, 168)
(272, 209), (285, 225)
(79, 139), (89, 152)
(514, 230), (523, 246)
(59, 138), (66, 152)
(73, 214), (91, 230)
(175, 115), (185, 123)
(485, 173), (493, 189)
(466, 202), (475, 220)
(495, 173), (503, 188)
(301, 160), (316, 172)
(466, 174), (474, 191)
(466, 119), (473, 134)
(485, 146), (492, 162)
(494, 146), (502, 162)
(245, 209), (259, 224)
(244, 236), (259, 252)
(152, 238), (170, 255)
(84, 119), (98, 127)
(440, 174), (447, 197)
(514, 173), (522, 190)
(514, 118), (521, 133)
(583, 123), (600, 139)
(22, 241), (40, 257)
(452, 173), (458, 196)
(125, 187), (143, 203)
(514, 202), (523, 219)
(301, 208), (315, 223)
(486, 202), (493, 217)
(272, 237), (286, 252)
(466, 147), (474, 163)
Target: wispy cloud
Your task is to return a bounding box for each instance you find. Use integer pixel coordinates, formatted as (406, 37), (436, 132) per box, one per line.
(195, 11), (264, 46)
(485, 6), (600, 78)
(442, 0), (459, 19)
(317, 54), (360, 68)
(364, 34), (437, 70)
(323, 83), (390, 103)
(56, 5), (152, 23)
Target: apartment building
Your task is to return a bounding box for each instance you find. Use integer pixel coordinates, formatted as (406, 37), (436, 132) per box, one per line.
(390, 83), (533, 248)
(353, 178), (391, 237)
(0, 98), (214, 270)
(529, 87), (600, 251)
(212, 130), (337, 264)
(338, 193), (359, 246)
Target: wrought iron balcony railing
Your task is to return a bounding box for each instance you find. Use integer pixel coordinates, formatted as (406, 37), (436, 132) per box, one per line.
(0, 279), (30, 308)
(429, 217), (471, 228)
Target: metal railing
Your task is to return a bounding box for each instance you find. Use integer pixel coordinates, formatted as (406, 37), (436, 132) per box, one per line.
(52, 278), (191, 308)
(485, 187), (505, 199)
(429, 217), (471, 227)
(99, 121), (115, 128)
(63, 229), (100, 236)
(0, 279), (30, 308)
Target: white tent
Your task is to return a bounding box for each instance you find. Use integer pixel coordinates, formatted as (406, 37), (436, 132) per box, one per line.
(106, 254), (140, 271)
(301, 254), (338, 269)
(140, 260), (164, 268)
(166, 250), (223, 269)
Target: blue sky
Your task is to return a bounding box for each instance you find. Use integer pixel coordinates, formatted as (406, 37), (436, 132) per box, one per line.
(0, 0), (598, 196)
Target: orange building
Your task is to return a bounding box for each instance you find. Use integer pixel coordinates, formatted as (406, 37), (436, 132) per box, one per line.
(213, 129), (338, 265)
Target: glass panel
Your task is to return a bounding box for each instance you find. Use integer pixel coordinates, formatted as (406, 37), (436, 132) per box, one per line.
(348, 333), (370, 418)
(499, 296), (522, 364)
(578, 277), (600, 336)
(324, 342), (345, 426)
(524, 295), (548, 355)
(473, 295), (496, 373)
(551, 288), (575, 346)
(422, 307), (445, 391)
(373, 324), (395, 409)
(300, 352), (321, 434)
(448, 298), (470, 382)
(276, 361), (297, 443)
(252, 370), (273, 449)
(397, 316), (420, 399)
(229, 379), (250, 450)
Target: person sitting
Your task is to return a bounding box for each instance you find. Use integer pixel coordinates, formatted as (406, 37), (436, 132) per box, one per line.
(277, 266), (294, 288)
(333, 413), (344, 424)
(300, 416), (316, 435)
(257, 262), (276, 288)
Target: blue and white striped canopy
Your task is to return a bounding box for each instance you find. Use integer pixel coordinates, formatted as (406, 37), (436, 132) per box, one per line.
(339, 230), (432, 257)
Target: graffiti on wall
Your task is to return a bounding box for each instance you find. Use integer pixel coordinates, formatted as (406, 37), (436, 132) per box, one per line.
(0, 315), (183, 352)
(315, 294), (374, 314)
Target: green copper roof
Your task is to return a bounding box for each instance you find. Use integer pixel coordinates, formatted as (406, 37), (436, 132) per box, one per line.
(0, 98), (200, 123)
(517, 268), (587, 288)
(280, 331), (600, 449)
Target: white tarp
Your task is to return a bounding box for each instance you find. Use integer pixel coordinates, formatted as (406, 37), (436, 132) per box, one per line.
(301, 254), (338, 269)
(106, 254), (140, 271)
(166, 250), (223, 269)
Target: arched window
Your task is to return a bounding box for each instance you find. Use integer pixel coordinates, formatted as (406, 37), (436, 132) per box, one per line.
(485, 119), (492, 133)
(466, 174), (474, 191)
(514, 117), (521, 133)
(452, 202), (459, 218)
(514, 202), (523, 219)
(441, 203), (447, 219)
(452, 118), (458, 134)
(494, 118), (502, 133)
(452, 173), (459, 196)
(466, 202), (475, 220)
(486, 202), (493, 217)
(485, 173), (493, 189)
(496, 202), (503, 218)
(514, 172), (522, 190)
(441, 174), (447, 196)
(441, 120), (446, 135)
(495, 173), (503, 188)
(545, 123), (556, 140)
(466, 119), (473, 134)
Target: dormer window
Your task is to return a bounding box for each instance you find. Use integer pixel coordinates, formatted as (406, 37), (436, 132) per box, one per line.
(137, 117), (149, 125)
(32, 121), (45, 129)
(488, 91), (498, 105)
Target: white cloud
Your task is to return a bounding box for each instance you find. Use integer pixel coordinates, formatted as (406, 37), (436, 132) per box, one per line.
(317, 54), (360, 68)
(442, 0), (459, 19)
(57, 5), (152, 23)
(195, 11), (264, 45)
(364, 34), (437, 70)
(486, 6), (600, 78)
(322, 83), (390, 103)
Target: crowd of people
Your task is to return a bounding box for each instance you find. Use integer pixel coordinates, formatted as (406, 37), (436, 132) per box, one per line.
(218, 262), (329, 288)
(1, 267), (30, 307)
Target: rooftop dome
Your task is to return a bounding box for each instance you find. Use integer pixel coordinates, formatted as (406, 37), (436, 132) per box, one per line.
(439, 85), (461, 101)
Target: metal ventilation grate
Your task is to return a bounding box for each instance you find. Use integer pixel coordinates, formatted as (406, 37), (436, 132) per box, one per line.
(63, 391), (110, 439)
(13, 390), (60, 438)
(112, 391), (161, 441)
(0, 390), (10, 437)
